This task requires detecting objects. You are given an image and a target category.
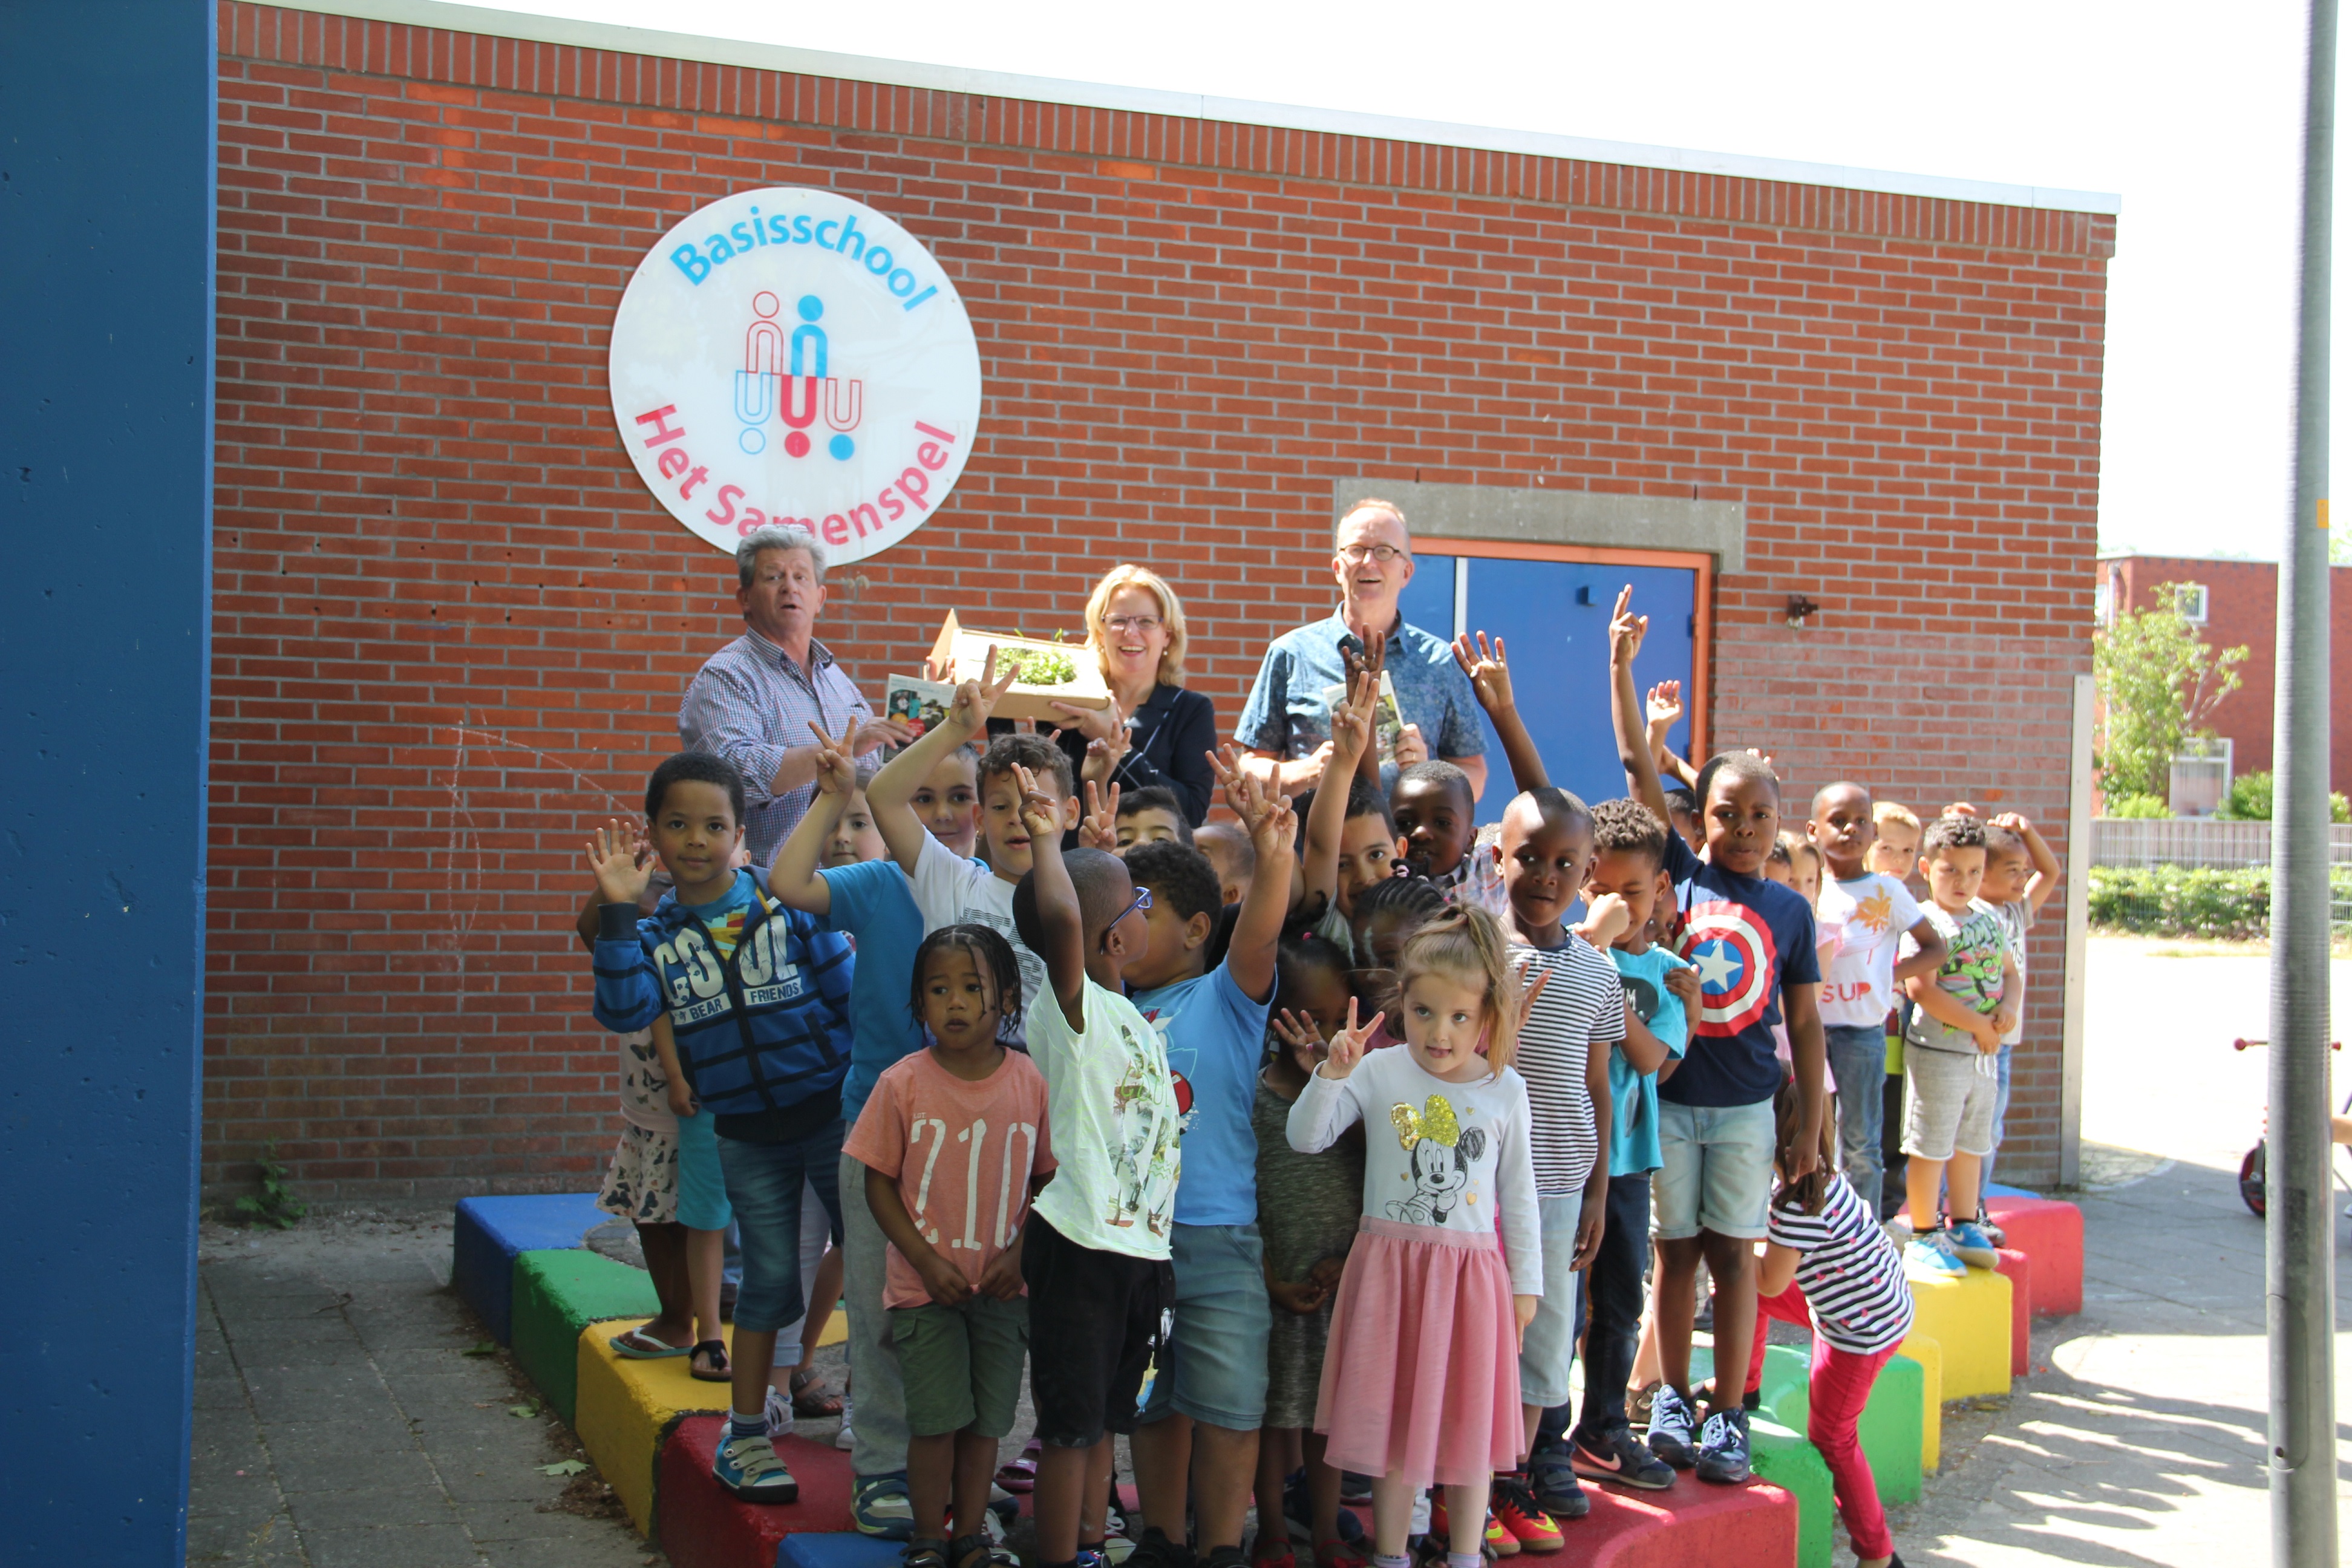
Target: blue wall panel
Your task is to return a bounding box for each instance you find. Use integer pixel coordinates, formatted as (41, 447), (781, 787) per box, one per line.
(0, 4), (215, 1562)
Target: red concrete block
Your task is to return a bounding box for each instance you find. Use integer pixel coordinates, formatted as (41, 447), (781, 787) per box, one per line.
(1985, 1197), (2083, 1316)
(658, 1421), (853, 1566)
(1993, 1249), (2032, 1376)
(1578, 1478), (1800, 1568)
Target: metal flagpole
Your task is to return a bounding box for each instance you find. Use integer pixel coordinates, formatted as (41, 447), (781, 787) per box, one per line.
(2269, 0), (2339, 1561)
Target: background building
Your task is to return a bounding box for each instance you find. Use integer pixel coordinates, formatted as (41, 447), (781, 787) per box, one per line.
(206, 0), (2114, 1198)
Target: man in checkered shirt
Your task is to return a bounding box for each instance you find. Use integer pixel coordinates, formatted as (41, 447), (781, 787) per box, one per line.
(679, 526), (913, 865)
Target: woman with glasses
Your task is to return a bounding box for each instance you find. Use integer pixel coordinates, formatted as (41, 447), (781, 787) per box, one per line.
(1048, 564), (1220, 826)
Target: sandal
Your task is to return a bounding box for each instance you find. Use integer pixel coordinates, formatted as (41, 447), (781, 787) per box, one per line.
(903, 1540), (950, 1568)
(951, 1532), (1013, 1568)
(690, 1339), (731, 1382)
(608, 1325), (692, 1359)
(789, 1365), (844, 1417)
(1314, 1541), (1370, 1568)
(995, 1437), (1040, 1494)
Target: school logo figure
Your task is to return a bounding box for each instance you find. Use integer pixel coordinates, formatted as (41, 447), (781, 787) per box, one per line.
(734, 292), (864, 459)
(1387, 1093), (1486, 1224)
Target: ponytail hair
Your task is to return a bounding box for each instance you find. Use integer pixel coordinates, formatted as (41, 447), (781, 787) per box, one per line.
(1771, 1071), (1837, 1215)
(1394, 904), (1527, 1073)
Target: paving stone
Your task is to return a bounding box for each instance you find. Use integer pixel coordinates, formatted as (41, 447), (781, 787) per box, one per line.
(301, 1522), (488, 1568)
(287, 1483), (463, 1532)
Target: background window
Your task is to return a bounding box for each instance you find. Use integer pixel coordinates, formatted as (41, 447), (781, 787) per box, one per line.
(2175, 583), (2209, 624)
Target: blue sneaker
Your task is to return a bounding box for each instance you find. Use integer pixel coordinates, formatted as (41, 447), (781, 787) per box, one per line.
(1904, 1228), (1967, 1278)
(1693, 1408), (1751, 1486)
(713, 1432), (799, 1503)
(1947, 1220), (2001, 1269)
(1645, 1384), (1699, 1469)
(855, 1474), (915, 1539)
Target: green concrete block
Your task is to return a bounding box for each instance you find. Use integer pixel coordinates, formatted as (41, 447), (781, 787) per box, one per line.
(511, 1247), (660, 1424)
(1747, 1414), (1833, 1568)
(1769, 1347), (1926, 1505)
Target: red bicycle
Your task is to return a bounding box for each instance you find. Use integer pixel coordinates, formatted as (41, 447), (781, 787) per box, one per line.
(2233, 1036), (2347, 1217)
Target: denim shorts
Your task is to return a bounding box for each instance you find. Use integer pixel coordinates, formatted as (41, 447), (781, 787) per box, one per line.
(1650, 1099), (1775, 1242)
(673, 1110), (732, 1232)
(714, 1119), (845, 1333)
(1138, 1222), (1273, 1431)
(1516, 1192), (1589, 1408)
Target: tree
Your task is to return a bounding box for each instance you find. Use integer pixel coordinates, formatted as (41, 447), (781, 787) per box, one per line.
(2092, 582), (2249, 802)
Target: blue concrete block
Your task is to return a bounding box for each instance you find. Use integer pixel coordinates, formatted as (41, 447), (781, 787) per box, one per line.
(1982, 1181), (2041, 1199)
(452, 1194), (607, 1343)
(779, 1533), (907, 1568)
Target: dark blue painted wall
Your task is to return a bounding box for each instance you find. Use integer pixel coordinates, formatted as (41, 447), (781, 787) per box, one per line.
(0, 4), (214, 1561)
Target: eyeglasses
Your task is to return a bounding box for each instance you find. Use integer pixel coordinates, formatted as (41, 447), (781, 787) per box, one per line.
(1100, 885), (1154, 951)
(1338, 544), (1408, 565)
(1103, 615), (1164, 633)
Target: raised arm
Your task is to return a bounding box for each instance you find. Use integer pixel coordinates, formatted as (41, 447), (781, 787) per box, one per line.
(1212, 749), (1299, 1003)
(867, 649), (1016, 875)
(1892, 915), (1948, 985)
(1015, 763), (1091, 1030)
(1646, 680), (1700, 789)
(1452, 631), (1548, 793)
(1299, 661), (1376, 921)
(766, 717), (861, 915)
(1608, 586), (1671, 824)
(1997, 811), (2063, 915)
(585, 822), (663, 1033)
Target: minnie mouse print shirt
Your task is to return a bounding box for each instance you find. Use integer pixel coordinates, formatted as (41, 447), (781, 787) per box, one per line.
(1286, 1044), (1543, 1297)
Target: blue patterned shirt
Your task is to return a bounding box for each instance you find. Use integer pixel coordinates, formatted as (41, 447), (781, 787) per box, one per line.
(1233, 609), (1486, 792)
(679, 628), (874, 865)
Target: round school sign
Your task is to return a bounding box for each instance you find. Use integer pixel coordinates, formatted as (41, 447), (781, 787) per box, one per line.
(608, 188), (982, 565)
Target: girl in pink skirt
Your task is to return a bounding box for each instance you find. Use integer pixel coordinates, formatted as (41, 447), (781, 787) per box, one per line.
(1286, 907), (1543, 1568)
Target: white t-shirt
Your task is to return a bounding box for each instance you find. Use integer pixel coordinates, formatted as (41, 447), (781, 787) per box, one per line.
(911, 832), (1045, 1047)
(1815, 873), (1926, 1028)
(1509, 936), (1627, 1197)
(1287, 1044), (1543, 1296)
(1025, 980), (1182, 1259)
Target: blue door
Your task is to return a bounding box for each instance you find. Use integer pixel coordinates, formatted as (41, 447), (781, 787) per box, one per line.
(1396, 553), (1700, 826)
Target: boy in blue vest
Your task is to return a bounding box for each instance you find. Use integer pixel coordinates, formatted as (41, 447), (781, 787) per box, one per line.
(589, 751), (856, 1505)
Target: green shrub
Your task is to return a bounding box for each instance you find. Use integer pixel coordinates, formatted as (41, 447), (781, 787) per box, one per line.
(2216, 771), (2273, 821)
(2105, 793), (2172, 819)
(2089, 864), (2352, 937)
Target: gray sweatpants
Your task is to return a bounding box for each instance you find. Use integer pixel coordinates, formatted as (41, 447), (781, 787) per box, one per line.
(840, 1150), (910, 1481)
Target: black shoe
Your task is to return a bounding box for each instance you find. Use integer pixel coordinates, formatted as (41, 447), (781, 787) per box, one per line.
(1693, 1408), (1752, 1486)
(1201, 1546), (1247, 1568)
(1516, 1457), (1586, 1521)
(1569, 1425), (1676, 1492)
(1129, 1526), (1196, 1568)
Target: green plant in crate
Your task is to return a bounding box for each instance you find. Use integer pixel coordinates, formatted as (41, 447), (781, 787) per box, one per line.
(995, 640), (1079, 686)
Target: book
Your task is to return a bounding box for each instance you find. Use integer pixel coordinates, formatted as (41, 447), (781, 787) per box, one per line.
(1321, 670), (1409, 762)
(884, 675), (955, 738)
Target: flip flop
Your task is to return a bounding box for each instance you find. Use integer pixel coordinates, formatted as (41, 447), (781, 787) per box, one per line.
(789, 1366), (843, 1417)
(690, 1339), (732, 1382)
(994, 1438), (1040, 1494)
(608, 1325), (691, 1359)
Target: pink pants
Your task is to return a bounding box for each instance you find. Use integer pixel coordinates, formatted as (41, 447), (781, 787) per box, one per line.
(1746, 1282), (1896, 1561)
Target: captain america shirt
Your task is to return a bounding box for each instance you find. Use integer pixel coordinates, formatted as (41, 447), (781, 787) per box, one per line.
(1655, 832), (1820, 1108)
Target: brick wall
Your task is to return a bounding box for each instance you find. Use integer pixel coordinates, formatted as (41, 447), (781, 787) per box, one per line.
(2106, 555), (2352, 794)
(208, 1), (2111, 1200)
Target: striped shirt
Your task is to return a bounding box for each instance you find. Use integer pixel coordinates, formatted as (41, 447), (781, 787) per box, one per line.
(1766, 1174), (1916, 1354)
(1510, 936), (1627, 1195)
(678, 629), (875, 866)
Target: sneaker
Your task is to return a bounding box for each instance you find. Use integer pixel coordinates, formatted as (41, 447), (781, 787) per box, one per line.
(854, 1474), (915, 1540)
(1904, 1229), (1967, 1278)
(1490, 1475), (1565, 1550)
(1428, 1498), (1514, 1558)
(713, 1432), (799, 1503)
(1645, 1385), (1699, 1470)
(1339, 1472), (1374, 1506)
(1569, 1425), (1676, 1492)
(1975, 1206), (2007, 1248)
(1074, 1552), (1111, 1568)
(765, 1383), (795, 1439)
(836, 1394), (857, 1452)
(1947, 1220), (2001, 1269)
(1524, 1451), (1586, 1520)
(1882, 1215), (1915, 1249)
(1693, 1409), (1751, 1486)
(1128, 1526), (1195, 1568)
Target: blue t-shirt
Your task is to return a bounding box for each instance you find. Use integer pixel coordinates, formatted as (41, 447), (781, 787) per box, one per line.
(1233, 610), (1486, 794)
(1606, 944), (1691, 1175)
(814, 860), (929, 1125)
(1658, 832), (1820, 1108)
(1131, 961), (1273, 1227)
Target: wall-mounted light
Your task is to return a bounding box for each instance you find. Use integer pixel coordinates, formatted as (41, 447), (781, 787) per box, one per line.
(1786, 594), (1820, 629)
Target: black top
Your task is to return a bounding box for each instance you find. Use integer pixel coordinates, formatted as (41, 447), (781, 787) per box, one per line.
(1053, 682), (1220, 826)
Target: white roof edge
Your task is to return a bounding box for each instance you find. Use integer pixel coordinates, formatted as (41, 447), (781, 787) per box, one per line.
(261, 0), (2123, 217)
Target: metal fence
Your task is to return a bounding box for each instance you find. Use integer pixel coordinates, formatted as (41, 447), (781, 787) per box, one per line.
(2088, 819), (2352, 936)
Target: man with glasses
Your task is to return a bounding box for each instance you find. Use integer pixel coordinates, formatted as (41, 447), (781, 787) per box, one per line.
(1235, 498), (1490, 800)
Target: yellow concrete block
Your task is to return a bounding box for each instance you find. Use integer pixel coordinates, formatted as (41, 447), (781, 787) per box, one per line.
(1895, 1332), (1943, 1472)
(816, 1310), (845, 1349)
(1906, 1266), (2012, 1402)
(574, 1320), (734, 1534)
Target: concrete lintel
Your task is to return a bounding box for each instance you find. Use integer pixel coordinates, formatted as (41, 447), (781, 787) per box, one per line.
(1330, 480), (1746, 573)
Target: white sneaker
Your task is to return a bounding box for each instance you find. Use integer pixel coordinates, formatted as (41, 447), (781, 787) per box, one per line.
(765, 1383), (795, 1439)
(834, 1393), (855, 1452)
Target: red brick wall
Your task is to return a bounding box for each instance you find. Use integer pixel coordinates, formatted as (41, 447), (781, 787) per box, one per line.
(2107, 555), (2352, 794)
(208, 2), (2111, 1200)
